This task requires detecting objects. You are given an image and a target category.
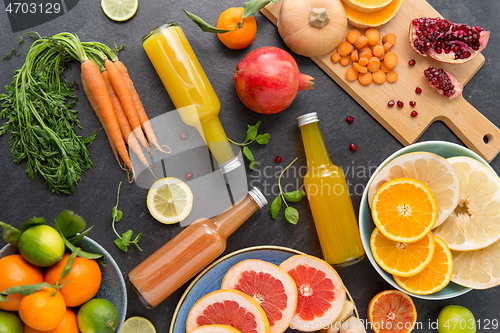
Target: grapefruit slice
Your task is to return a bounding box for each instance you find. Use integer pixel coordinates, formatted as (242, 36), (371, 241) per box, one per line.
(190, 325), (242, 333)
(221, 259), (298, 333)
(367, 290), (417, 333)
(279, 255), (345, 331)
(186, 289), (270, 333)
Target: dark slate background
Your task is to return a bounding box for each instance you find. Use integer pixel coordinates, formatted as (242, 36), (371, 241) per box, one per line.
(0, 1), (499, 332)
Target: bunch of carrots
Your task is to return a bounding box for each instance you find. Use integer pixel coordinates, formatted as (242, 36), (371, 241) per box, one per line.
(58, 33), (167, 178)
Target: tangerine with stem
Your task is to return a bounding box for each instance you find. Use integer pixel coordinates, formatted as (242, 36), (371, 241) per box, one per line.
(217, 7), (257, 49)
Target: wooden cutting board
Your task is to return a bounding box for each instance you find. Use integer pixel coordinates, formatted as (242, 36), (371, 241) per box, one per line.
(261, 0), (500, 162)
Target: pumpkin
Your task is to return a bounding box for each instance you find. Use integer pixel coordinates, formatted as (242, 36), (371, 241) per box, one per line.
(343, 0), (403, 28)
(277, 0), (348, 57)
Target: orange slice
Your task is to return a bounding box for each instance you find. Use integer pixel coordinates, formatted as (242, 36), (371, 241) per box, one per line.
(372, 178), (438, 243)
(221, 259), (297, 333)
(279, 255), (345, 332)
(367, 290), (417, 333)
(186, 289), (270, 333)
(370, 228), (435, 277)
(394, 235), (453, 295)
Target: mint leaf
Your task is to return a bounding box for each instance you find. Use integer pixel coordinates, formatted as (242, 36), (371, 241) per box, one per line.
(133, 233), (143, 251)
(256, 133), (270, 145)
(284, 190), (306, 202)
(114, 238), (128, 252)
(0, 222), (20, 247)
(270, 196), (282, 219)
(181, 10), (234, 33)
(242, 146), (255, 169)
(245, 121), (261, 142)
(121, 230), (133, 246)
(112, 207), (123, 222)
(242, 0), (279, 19)
(285, 207), (299, 225)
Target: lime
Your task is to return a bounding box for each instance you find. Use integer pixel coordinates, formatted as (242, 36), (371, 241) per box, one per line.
(146, 177), (194, 224)
(0, 309), (24, 333)
(121, 316), (156, 333)
(18, 225), (65, 267)
(77, 298), (119, 333)
(438, 305), (476, 333)
(101, 0), (138, 21)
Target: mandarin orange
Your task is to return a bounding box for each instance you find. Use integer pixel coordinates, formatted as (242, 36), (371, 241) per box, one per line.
(216, 7), (257, 49)
(24, 308), (79, 333)
(18, 287), (66, 331)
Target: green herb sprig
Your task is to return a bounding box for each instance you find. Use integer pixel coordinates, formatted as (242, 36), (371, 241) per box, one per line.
(112, 182), (143, 252)
(228, 121), (270, 169)
(271, 158), (306, 224)
(181, 0), (280, 33)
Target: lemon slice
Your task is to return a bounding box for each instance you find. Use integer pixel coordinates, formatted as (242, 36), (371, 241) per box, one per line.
(434, 156), (500, 251)
(147, 177), (193, 224)
(121, 316), (156, 333)
(368, 152), (459, 229)
(101, 0), (138, 22)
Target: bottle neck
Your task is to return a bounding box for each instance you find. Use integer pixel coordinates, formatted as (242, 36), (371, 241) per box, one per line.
(213, 194), (260, 238)
(299, 122), (332, 167)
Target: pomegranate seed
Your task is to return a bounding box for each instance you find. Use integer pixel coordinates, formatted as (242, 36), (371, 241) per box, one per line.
(346, 116), (354, 124)
(275, 156), (283, 163)
(415, 87), (422, 94)
(397, 100), (404, 108)
(180, 131), (187, 139)
(410, 101), (416, 107)
(408, 59), (416, 66)
(186, 173), (193, 179)
(411, 111), (418, 117)
(388, 99), (395, 107)
(349, 143), (358, 152)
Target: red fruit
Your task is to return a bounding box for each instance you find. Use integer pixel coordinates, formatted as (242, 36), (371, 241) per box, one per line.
(346, 116), (354, 124)
(415, 87), (422, 94)
(424, 66), (463, 99)
(180, 132), (187, 139)
(234, 47), (314, 114)
(349, 143), (357, 152)
(186, 173), (193, 179)
(397, 100), (404, 108)
(410, 101), (416, 107)
(409, 17), (489, 64)
(388, 100), (395, 107)
(408, 59), (416, 66)
(275, 156), (283, 163)
(411, 111), (418, 117)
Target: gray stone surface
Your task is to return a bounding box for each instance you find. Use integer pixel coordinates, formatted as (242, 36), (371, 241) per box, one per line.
(0, 1), (499, 332)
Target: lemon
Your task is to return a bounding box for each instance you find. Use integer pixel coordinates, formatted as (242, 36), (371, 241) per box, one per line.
(434, 156), (500, 251)
(368, 152), (459, 229)
(147, 177), (193, 224)
(101, 0), (138, 21)
(0, 310), (24, 333)
(77, 298), (119, 333)
(18, 225), (65, 267)
(121, 316), (156, 333)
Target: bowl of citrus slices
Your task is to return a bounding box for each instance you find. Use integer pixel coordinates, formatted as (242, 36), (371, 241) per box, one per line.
(170, 246), (362, 333)
(359, 140), (500, 299)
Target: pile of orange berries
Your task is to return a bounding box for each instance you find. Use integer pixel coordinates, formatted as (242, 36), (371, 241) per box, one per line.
(0, 253), (102, 332)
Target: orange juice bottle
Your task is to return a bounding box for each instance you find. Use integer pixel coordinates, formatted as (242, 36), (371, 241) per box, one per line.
(127, 187), (267, 308)
(142, 23), (240, 172)
(297, 112), (365, 267)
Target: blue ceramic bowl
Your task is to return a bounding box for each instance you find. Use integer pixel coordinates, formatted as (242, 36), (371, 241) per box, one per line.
(0, 236), (127, 331)
(358, 141), (492, 300)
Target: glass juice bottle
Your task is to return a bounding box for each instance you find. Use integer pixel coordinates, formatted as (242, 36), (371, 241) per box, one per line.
(127, 187), (267, 308)
(142, 23), (240, 173)
(297, 112), (365, 267)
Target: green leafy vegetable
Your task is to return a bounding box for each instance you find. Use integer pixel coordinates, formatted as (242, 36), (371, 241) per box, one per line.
(112, 182), (143, 252)
(0, 222), (21, 247)
(271, 158), (305, 224)
(0, 32), (95, 194)
(229, 121), (270, 169)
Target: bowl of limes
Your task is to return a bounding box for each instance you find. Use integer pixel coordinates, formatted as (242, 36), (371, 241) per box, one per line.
(0, 235), (126, 332)
(358, 140), (500, 300)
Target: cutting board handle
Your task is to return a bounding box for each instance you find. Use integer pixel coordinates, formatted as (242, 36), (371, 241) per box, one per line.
(436, 99), (500, 163)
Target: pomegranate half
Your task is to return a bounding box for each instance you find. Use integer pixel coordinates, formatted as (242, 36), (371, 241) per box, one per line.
(409, 17), (489, 64)
(234, 47), (314, 114)
(424, 66), (463, 99)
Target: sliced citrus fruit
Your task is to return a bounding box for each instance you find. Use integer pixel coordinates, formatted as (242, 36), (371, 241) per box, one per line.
(451, 238), (500, 289)
(101, 0), (138, 21)
(394, 235), (453, 294)
(372, 177), (438, 242)
(434, 156), (500, 251)
(121, 316), (156, 333)
(147, 177), (193, 224)
(367, 290), (417, 333)
(186, 289), (270, 333)
(221, 259), (297, 333)
(279, 255), (345, 331)
(368, 152), (459, 228)
(370, 228), (435, 277)
(190, 325), (242, 333)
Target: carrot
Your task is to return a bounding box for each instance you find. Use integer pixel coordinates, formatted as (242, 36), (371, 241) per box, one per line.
(102, 70), (150, 168)
(114, 60), (169, 153)
(104, 59), (149, 150)
(80, 60), (133, 171)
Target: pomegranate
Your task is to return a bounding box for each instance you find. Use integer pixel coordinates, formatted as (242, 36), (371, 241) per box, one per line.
(424, 66), (463, 99)
(234, 47), (314, 114)
(409, 17), (489, 64)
